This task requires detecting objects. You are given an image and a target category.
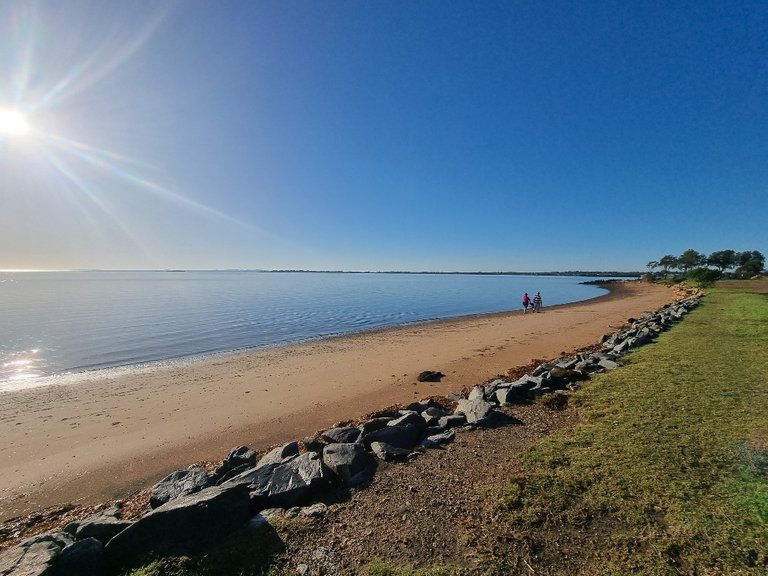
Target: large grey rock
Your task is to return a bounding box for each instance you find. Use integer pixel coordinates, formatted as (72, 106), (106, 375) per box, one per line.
(0, 532), (73, 576)
(255, 442), (300, 468)
(369, 441), (412, 462)
(598, 358), (618, 371)
(104, 484), (250, 569)
(419, 429), (455, 449)
(495, 385), (528, 405)
(72, 512), (132, 544)
(358, 417), (392, 437)
(230, 452), (334, 510)
(361, 424), (421, 450)
(455, 397), (494, 424)
(421, 406), (450, 426)
(388, 412), (426, 429)
(222, 446), (257, 470)
(322, 443), (377, 487)
(321, 426), (361, 444)
(468, 386), (486, 401)
(438, 414), (467, 429)
(149, 467), (211, 509)
(54, 538), (103, 576)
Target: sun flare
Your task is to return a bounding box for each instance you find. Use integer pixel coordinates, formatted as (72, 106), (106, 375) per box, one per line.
(0, 109), (30, 136)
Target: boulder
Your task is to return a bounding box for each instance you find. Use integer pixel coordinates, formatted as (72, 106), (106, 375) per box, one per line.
(320, 426), (361, 444)
(388, 412), (426, 429)
(71, 512), (133, 544)
(417, 371), (444, 382)
(222, 446), (257, 470)
(468, 386), (486, 401)
(369, 441), (412, 462)
(495, 385), (527, 405)
(421, 406), (450, 426)
(149, 467), (211, 509)
(455, 397), (494, 424)
(322, 443), (377, 487)
(419, 429), (455, 449)
(358, 417), (392, 437)
(104, 484), (250, 569)
(54, 538), (104, 576)
(361, 424), (421, 450)
(438, 414), (467, 429)
(546, 368), (586, 389)
(255, 442), (300, 468)
(0, 532), (73, 576)
(598, 358), (618, 371)
(231, 452), (334, 510)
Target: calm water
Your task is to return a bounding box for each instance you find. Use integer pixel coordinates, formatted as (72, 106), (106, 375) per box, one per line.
(0, 271), (613, 390)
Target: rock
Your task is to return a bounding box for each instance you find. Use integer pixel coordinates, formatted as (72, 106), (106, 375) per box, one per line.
(302, 503), (328, 518)
(495, 386), (527, 405)
(149, 467), (211, 509)
(405, 400), (432, 412)
(320, 426), (361, 444)
(72, 512), (133, 544)
(361, 424), (421, 450)
(241, 452), (334, 510)
(598, 358), (618, 371)
(555, 358), (579, 370)
(532, 363), (556, 377)
(104, 485), (250, 569)
(417, 371), (444, 382)
(438, 414), (467, 429)
(212, 463), (253, 485)
(468, 386), (486, 401)
(322, 443), (377, 488)
(455, 397), (494, 424)
(255, 442), (300, 468)
(419, 429), (455, 448)
(546, 368), (586, 389)
(54, 538), (104, 575)
(358, 417), (392, 437)
(301, 437), (327, 453)
(369, 441), (412, 462)
(0, 532), (73, 576)
(421, 406), (449, 426)
(388, 412), (426, 429)
(222, 446), (257, 470)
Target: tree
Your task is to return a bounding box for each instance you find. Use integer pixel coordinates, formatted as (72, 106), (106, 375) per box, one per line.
(658, 254), (679, 275)
(734, 250), (766, 278)
(678, 249), (706, 272)
(707, 249), (736, 272)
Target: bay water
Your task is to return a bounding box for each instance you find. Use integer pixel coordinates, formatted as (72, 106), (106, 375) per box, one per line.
(0, 271), (614, 390)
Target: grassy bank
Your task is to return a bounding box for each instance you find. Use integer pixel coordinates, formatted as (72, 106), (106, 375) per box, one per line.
(473, 283), (767, 574)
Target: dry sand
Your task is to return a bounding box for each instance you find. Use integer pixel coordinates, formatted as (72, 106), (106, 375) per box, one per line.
(0, 281), (673, 521)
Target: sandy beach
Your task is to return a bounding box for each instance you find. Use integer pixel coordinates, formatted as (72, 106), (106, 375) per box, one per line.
(0, 281), (673, 521)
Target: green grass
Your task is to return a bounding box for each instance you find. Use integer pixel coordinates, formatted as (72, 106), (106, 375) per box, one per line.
(477, 285), (768, 575)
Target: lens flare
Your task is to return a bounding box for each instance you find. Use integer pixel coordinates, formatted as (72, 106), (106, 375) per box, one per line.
(0, 109), (30, 135)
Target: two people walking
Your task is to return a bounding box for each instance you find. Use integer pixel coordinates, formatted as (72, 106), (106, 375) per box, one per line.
(522, 291), (542, 314)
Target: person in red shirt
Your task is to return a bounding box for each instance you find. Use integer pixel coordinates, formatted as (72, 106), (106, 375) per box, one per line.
(522, 292), (531, 314)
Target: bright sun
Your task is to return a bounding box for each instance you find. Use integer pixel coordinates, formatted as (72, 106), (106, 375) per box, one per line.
(0, 109), (30, 136)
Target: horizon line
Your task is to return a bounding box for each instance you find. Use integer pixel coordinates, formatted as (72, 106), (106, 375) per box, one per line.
(0, 268), (643, 276)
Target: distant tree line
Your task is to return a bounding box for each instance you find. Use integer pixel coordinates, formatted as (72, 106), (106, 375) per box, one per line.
(645, 249), (766, 284)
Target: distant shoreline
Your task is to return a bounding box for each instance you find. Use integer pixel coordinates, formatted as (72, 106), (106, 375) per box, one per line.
(4, 269), (643, 276)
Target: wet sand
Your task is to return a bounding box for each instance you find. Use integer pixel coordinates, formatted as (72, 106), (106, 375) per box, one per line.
(0, 281), (673, 521)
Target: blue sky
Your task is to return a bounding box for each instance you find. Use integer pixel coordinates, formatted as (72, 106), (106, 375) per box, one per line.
(0, 0), (765, 272)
